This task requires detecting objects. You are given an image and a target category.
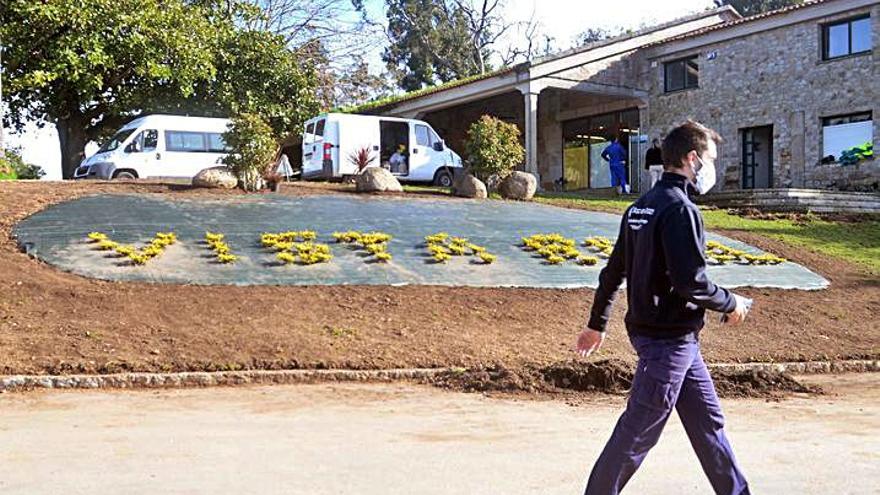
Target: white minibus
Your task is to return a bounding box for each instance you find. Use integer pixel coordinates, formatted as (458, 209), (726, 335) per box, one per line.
(74, 115), (231, 180)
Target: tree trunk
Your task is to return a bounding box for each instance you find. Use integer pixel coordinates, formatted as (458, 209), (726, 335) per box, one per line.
(57, 116), (88, 180)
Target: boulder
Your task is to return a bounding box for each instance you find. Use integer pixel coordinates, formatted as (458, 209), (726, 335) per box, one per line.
(355, 167), (403, 193)
(452, 173), (487, 199)
(499, 171), (537, 200)
(192, 166), (238, 189)
(484, 174), (503, 194)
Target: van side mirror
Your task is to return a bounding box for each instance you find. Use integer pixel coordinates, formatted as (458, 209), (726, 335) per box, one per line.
(432, 141), (444, 152)
(125, 141), (141, 153)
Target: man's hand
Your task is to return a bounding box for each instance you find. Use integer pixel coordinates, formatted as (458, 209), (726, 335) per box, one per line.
(724, 294), (751, 325)
(575, 329), (606, 358)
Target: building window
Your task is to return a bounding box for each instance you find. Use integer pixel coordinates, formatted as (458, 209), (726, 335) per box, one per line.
(664, 56), (699, 93)
(823, 15), (872, 60)
(821, 112), (873, 163)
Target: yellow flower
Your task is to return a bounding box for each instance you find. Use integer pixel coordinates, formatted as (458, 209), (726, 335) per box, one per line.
(425, 232), (449, 244)
(96, 240), (118, 250)
(433, 252), (452, 263)
(205, 232), (224, 243)
(128, 253), (149, 265)
(375, 252), (392, 262)
(467, 243), (486, 254)
(428, 244), (449, 255)
(114, 245), (137, 257)
(448, 244), (466, 255)
(365, 243), (386, 254)
(576, 255), (599, 266)
(546, 255), (565, 265)
(562, 248), (581, 259)
(142, 245), (163, 258)
(87, 232), (108, 242)
(478, 252), (496, 264)
(277, 252), (297, 264)
(217, 253), (238, 264)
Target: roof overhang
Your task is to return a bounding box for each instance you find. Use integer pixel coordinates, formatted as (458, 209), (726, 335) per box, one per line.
(646, 0), (875, 59)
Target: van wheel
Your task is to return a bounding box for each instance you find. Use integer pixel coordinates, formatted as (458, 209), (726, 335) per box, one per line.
(433, 168), (453, 188)
(113, 170), (137, 180)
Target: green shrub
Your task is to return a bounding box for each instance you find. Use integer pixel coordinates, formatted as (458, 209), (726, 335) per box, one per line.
(464, 115), (525, 181)
(222, 113), (277, 191)
(0, 149), (45, 180)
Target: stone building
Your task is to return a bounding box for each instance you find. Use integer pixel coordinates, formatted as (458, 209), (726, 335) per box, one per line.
(360, 0), (878, 193)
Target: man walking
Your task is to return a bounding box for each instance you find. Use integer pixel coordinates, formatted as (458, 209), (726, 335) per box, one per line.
(645, 137), (664, 188)
(576, 121), (751, 495)
(601, 137), (629, 194)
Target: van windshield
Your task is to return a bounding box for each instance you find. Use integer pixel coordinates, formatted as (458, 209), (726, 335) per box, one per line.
(98, 128), (136, 153)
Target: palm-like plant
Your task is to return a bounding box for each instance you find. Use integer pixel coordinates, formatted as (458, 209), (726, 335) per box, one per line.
(348, 147), (377, 174)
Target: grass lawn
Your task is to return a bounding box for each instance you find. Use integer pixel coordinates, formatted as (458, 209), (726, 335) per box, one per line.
(534, 192), (880, 275)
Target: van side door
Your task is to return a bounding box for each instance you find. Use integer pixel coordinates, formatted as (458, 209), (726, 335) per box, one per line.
(410, 123), (435, 180)
(122, 128), (159, 177)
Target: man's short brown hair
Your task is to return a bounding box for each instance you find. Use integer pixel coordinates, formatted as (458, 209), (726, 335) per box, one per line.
(662, 120), (722, 170)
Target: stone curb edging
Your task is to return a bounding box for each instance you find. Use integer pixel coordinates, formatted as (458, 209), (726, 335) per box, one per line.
(709, 359), (880, 375)
(1, 360), (877, 393)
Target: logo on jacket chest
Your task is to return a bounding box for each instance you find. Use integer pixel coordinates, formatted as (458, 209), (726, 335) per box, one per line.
(627, 207), (655, 231)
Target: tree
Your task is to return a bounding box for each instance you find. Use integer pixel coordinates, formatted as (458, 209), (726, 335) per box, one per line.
(2, 0), (320, 179)
(222, 113), (277, 191)
(384, 0), (521, 91)
(241, 0), (389, 108)
(575, 27), (623, 46)
(1, 0), (221, 179)
(464, 115), (524, 181)
(715, 0), (803, 17)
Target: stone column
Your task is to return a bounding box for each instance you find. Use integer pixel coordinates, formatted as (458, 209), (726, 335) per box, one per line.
(523, 91), (539, 178)
(789, 111), (805, 188)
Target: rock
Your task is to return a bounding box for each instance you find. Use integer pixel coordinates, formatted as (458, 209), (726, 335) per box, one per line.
(452, 173), (487, 199)
(355, 167), (403, 193)
(192, 167), (238, 189)
(485, 174), (504, 193)
(498, 171), (537, 200)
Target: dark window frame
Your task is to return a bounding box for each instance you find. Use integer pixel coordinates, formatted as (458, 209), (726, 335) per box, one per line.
(822, 15), (872, 60)
(822, 111), (873, 127)
(663, 55), (699, 93)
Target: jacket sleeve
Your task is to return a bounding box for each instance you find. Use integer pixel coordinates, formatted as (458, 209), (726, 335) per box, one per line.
(601, 146), (610, 162)
(660, 205), (736, 313)
(587, 212), (628, 332)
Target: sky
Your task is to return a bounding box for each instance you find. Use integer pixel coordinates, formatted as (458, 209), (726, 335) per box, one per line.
(3, 0), (716, 180)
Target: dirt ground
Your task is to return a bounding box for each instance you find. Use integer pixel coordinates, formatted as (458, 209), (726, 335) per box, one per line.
(1, 180), (878, 376)
(0, 373), (876, 494)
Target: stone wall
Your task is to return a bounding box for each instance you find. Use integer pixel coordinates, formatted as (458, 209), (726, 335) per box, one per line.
(644, 4), (880, 191)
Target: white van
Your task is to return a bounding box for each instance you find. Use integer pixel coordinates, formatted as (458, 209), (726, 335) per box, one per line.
(74, 114), (231, 180)
(301, 113), (463, 187)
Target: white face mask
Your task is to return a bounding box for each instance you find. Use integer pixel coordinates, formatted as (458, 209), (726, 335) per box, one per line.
(693, 155), (717, 194)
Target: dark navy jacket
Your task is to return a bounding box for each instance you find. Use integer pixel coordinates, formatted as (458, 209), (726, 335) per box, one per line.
(587, 172), (735, 339)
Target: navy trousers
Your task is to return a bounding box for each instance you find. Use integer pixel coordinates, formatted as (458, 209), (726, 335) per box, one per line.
(584, 335), (750, 495)
(609, 163), (627, 189)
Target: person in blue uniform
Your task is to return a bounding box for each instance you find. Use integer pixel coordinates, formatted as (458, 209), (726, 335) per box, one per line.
(601, 137), (629, 194)
(576, 120), (752, 495)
